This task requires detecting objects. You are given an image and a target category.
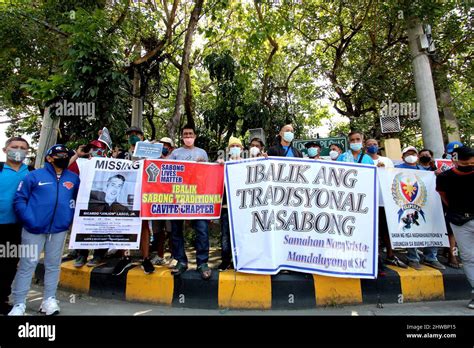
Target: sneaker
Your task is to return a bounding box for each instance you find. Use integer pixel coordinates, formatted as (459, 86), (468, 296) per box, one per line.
(423, 260), (446, 270)
(86, 255), (104, 267)
(8, 303), (26, 316)
(141, 258), (155, 274)
(385, 256), (408, 268)
(74, 255), (87, 268)
(467, 299), (474, 309)
(171, 262), (188, 276)
(408, 260), (422, 270)
(218, 261), (233, 271)
(39, 297), (60, 315)
(112, 257), (133, 276)
(151, 255), (166, 266)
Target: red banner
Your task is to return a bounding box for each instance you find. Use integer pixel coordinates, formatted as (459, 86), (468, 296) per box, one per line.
(141, 159), (224, 219)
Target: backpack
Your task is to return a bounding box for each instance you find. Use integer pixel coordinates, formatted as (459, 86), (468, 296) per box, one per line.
(0, 162), (35, 172)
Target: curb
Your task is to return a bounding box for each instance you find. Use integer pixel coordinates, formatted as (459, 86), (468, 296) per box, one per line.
(35, 259), (471, 310)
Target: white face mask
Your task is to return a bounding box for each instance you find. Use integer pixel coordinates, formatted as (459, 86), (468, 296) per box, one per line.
(229, 147), (241, 158)
(282, 131), (294, 143)
(249, 146), (260, 157)
(405, 155), (418, 164)
(329, 150), (339, 160)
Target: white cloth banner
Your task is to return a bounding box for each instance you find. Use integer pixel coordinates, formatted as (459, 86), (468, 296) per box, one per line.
(378, 168), (449, 249)
(225, 157), (379, 279)
(70, 158), (143, 249)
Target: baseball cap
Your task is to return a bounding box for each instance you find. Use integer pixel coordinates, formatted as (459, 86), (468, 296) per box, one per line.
(401, 146), (418, 155)
(446, 141), (463, 154)
(125, 126), (144, 135)
(159, 137), (174, 147)
(46, 144), (69, 157)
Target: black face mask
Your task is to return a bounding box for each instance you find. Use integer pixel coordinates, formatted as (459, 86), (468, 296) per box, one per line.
(53, 157), (70, 169)
(419, 156), (431, 164)
(457, 165), (473, 173)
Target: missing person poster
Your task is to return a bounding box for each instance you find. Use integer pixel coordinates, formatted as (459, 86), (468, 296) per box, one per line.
(70, 158), (143, 249)
(378, 168), (449, 249)
(141, 159), (224, 219)
(225, 157), (378, 279)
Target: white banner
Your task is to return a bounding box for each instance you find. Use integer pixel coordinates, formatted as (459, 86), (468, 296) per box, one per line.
(225, 157), (378, 279)
(378, 168), (449, 249)
(69, 158), (143, 249)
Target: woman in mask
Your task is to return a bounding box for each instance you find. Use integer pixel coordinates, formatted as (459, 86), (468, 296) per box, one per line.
(329, 143), (343, 161)
(267, 124), (302, 158)
(305, 141), (322, 160)
(249, 137), (266, 158)
(418, 148), (437, 171)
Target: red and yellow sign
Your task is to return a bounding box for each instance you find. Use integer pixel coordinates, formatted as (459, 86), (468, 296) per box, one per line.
(141, 159), (224, 219)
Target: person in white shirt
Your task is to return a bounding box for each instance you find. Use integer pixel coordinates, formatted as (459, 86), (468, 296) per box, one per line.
(365, 138), (407, 273)
(365, 139), (394, 168)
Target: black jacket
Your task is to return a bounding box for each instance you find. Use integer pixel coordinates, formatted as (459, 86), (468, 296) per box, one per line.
(267, 143), (303, 158)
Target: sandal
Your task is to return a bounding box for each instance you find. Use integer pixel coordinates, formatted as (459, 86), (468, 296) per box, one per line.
(197, 263), (212, 280)
(385, 256), (408, 269)
(171, 262), (188, 276)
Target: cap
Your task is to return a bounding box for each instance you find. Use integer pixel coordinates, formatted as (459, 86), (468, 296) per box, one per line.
(46, 144), (69, 157)
(89, 140), (107, 149)
(305, 141), (321, 149)
(446, 141), (463, 154)
(401, 146), (418, 155)
(125, 126), (144, 135)
(159, 137), (174, 147)
(228, 136), (243, 148)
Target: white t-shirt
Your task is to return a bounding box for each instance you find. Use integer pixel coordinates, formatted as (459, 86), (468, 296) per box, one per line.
(372, 155), (394, 168)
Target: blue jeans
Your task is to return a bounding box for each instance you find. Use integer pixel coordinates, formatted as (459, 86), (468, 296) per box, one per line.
(406, 247), (438, 263)
(220, 209), (231, 264)
(12, 228), (67, 305)
(171, 220), (209, 267)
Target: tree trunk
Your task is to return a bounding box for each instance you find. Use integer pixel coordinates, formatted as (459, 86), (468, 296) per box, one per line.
(167, 0), (204, 139)
(184, 71), (195, 129)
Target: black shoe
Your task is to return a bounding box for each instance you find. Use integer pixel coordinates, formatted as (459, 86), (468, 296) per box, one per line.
(141, 258), (155, 274)
(74, 255), (87, 268)
(171, 262), (188, 276)
(218, 261), (233, 271)
(0, 302), (13, 316)
(112, 257), (133, 276)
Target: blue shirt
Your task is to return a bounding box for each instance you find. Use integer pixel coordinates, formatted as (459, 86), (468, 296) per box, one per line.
(336, 150), (374, 165)
(168, 147), (208, 162)
(282, 146), (295, 158)
(395, 163), (424, 170)
(0, 163), (29, 224)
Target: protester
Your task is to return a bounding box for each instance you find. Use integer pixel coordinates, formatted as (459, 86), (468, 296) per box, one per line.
(418, 148), (437, 171)
(305, 141), (322, 160)
(364, 139), (406, 271)
(436, 146), (474, 309)
(365, 139), (394, 168)
(443, 141), (463, 159)
(0, 137), (33, 315)
(395, 146), (445, 271)
(329, 143), (343, 161)
(150, 137), (175, 266)
(112, 126), (154, 276)
(267, 124), (302, 158)
(216, 136), (244, 271)
(8, 145), (79, 316)
(249, 137), (266, 158)
(67, 139), (109, 268)
(337, 131), (374, 164)
(168, 124), (212, 279)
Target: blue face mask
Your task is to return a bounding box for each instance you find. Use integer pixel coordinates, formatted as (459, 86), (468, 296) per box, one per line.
(366, 145), (378, 154)
(350, 143), (363, 151)
(162, 147), (169, 156)
(283, 132), (294, 143)
(307, 147), (318, 158)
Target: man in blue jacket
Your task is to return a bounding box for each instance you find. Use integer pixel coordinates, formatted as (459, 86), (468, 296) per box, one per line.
(8, 144), (79, 316)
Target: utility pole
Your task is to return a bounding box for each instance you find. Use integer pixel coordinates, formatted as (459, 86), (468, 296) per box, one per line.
(34, 106), (60, 168)
(406, 17), (445, 158)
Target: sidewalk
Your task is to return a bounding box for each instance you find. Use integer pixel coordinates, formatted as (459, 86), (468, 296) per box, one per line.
(34, 249), (471, 310)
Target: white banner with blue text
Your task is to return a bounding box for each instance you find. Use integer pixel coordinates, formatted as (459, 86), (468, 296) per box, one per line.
(225, 157), (379, 279)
